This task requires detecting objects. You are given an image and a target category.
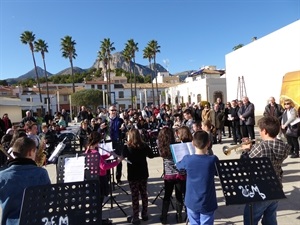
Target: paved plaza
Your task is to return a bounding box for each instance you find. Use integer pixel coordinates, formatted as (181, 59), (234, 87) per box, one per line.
(1, 125), (299, 225)
(46, 132), (300, 225)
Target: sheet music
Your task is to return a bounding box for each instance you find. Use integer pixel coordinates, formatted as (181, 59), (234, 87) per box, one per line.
(98, 141), (115, 160)
(64, 156), (85, 183)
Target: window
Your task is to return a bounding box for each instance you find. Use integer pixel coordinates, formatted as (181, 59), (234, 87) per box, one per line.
(44, 98), (48, 104)
(26, 98), (31, 102)
(63, 96), (68, 101)
(91, 85), (95, 89)
(197, 94), (201, 103)
(119, 91), (124, 98)
(97, 85), (102, 89)
(114, 84), (123, 89)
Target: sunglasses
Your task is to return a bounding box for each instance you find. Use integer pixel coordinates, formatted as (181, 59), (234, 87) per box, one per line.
(110, 109), (117, 111)
(284, 103), (290, 105)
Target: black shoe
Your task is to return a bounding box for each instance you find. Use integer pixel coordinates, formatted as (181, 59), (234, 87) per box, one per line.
(142, 215), (149, 221)
(290, 154), (299, 158)
(127, 216), (141, 225)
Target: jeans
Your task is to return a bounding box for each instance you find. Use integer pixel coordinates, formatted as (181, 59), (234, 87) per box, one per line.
(244, 200), (278, 225)
(186, 207), (214, 225)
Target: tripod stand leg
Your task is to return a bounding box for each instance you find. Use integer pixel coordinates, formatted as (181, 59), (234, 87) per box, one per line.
(152, 186), (164, 204)
(113, 182), (129, 195)
(151, 186), (175, 209)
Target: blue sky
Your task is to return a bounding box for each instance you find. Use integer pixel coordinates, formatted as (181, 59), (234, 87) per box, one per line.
(0, 0), (299, 80)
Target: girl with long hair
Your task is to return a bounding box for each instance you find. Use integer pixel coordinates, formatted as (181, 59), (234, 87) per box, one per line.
(123, 128), (154, 225)
(85, 131), (123, 222)
(158, 127), (185, 224)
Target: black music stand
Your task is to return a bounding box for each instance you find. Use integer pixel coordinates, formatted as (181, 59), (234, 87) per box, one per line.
(56, 153), (100, 183)
(102, 166), (127, 216)
(19, 180), (101, 225)
(216, 157), (286, 225)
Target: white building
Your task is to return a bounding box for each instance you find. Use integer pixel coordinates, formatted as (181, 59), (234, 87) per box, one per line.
(163, 66), (227, 106)
(155, 72), (179, 84)
(85, 76), (177, 109)
(165, 77), (226, 106)
(225, 19), (300, 116)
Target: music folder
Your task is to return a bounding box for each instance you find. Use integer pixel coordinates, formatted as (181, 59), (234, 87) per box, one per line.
(170, 142), (195, 163)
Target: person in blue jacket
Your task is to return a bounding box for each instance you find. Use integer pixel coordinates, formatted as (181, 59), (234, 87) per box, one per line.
(0, 136), (51, 225)
(176, 131), (218, 225)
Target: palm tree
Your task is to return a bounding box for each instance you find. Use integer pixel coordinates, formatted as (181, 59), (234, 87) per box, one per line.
(148, 40), (161, 105)
(100, 38), (115, 103)
(34, 39), (50, 114)
(122, 46), (134, 107)
(125, 39), (139, 108)
(60, 35), (77, 93)
(20, 31), (43, 113)
(143, 46), (155, 105)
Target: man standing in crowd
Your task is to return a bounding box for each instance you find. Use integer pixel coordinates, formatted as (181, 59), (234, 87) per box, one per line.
(19, 111), (36, 128)
(61, 109), (70, 127)
(242, 116), (290, 225)
(229, 100), (242, 145)
(107, 105), (126, 185)
(238, 96), (255, 140)
(211, 103), (225, 144)
(77, 105), (89, 122)
(263, 97), (284, 119)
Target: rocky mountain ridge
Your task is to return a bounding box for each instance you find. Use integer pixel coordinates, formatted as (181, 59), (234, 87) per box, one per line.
(4, 52), (194, 83)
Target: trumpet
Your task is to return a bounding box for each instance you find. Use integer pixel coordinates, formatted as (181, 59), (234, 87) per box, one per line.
(222, 139), (260, 156)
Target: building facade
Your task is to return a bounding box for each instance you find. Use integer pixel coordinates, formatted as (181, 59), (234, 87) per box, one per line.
(225, 19), (300, 116)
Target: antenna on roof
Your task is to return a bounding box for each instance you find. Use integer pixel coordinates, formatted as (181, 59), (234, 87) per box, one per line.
(163, 59), (170, 72)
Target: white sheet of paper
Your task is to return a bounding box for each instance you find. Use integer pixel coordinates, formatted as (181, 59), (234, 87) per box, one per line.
(64, 156), (85, 183)
(291, 117), (300, 126)
(98, 142), (115, 160)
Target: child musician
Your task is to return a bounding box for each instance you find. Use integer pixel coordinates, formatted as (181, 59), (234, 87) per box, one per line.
(85, 131), (123, 224)
(158, 127), (185, 224)
(123, 128), (154, 225)
(176, 131), (218, 225)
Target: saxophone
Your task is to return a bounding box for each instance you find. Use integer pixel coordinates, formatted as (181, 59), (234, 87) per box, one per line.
(35, 137), (47, 167)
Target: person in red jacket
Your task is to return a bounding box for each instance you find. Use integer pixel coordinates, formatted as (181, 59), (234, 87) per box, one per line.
(85, 131), (123, 225)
